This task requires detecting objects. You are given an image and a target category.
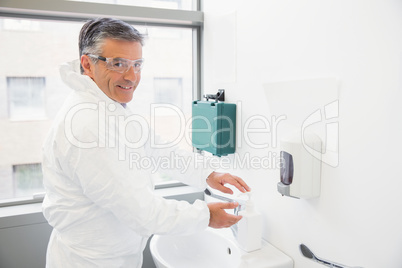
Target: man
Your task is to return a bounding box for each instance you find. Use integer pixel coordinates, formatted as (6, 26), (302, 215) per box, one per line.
(42, 18), (250, 267)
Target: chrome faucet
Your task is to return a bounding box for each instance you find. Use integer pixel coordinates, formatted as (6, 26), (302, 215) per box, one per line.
(203, 188), (246, 215)
(204, 188), (247, 237)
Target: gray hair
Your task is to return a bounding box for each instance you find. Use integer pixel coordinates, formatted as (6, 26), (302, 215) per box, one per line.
(79, 18), (144, 73)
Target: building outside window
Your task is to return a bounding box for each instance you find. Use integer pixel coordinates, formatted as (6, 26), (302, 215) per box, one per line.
(13, 163), (43, 198)
(7, 77), (46, 120)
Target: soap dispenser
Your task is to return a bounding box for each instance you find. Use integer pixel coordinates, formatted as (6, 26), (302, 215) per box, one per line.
(277, 130), (322, 199)
(236, 193), (262, 252)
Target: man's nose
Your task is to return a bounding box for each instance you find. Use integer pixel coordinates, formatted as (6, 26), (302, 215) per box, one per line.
(123, 66), (138, 82)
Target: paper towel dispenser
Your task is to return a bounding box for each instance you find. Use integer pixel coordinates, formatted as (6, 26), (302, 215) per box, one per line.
(192, 90), (236, 156)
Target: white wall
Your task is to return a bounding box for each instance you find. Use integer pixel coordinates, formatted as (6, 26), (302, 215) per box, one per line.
(203, 1), (402, 267)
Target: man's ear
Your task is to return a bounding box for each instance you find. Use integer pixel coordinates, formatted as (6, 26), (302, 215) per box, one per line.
(81, 55), (94, 78)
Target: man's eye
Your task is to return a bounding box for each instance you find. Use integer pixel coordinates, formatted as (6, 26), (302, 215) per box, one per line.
(113, 60), (126, 68)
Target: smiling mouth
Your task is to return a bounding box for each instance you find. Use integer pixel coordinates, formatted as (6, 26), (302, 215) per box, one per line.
(117, 85), (133, 90)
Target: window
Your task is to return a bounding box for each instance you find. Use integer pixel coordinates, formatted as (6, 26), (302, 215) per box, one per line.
(128, 26), (195, 181)
(0, 0), (202, 204)
(0, 163), (43, 200)
(0, 19), (81, 203)
(7, 77), (46, 120)
(12, 163), (43, 198)
(154, 77), (183, 106)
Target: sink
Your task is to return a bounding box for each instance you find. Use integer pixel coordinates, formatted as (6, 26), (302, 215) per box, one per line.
(150, 227), (293, 268)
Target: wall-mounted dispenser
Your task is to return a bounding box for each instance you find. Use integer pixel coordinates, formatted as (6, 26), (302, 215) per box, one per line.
(277, 130), (322, 199)
(192, 89), (236, 157)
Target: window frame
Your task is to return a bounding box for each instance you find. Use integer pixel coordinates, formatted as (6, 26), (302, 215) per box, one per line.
(0, 0), (204, 206)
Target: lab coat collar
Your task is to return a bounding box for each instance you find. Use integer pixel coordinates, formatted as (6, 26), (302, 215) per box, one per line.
(60, 59), (128, 109)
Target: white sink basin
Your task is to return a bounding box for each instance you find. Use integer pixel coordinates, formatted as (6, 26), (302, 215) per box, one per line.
(150, 228), (293, 268)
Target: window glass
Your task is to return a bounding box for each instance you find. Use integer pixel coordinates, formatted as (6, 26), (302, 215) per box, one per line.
(69, 0), (196, 11)
(154, 77), (183, 108)
(128, 26), (195, 181)
(0, 18), (80, 202)
(8, 77), (46, 120)
(13, 163), (44, 198)
(0, 18), (195, 202)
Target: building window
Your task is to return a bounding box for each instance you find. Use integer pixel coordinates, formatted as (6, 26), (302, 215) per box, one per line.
(13, 163), (44, 198)
(7, 77), (46, 120)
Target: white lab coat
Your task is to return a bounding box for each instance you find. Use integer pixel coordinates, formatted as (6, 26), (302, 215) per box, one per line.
(42, 60), (211, 267)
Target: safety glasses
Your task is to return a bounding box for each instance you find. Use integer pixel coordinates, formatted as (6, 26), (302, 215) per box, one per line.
(88, 54), (145, 74)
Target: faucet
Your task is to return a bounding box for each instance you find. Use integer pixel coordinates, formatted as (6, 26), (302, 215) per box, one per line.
(204, 188), (247, 215)
(204, 188), (247, 236)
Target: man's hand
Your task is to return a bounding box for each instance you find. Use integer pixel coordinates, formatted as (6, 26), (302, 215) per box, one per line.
(207, 202), (242, 228)
(207, 172), (251, 194)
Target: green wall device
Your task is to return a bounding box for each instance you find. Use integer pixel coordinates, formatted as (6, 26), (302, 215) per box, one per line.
(192, 90), (236, 156)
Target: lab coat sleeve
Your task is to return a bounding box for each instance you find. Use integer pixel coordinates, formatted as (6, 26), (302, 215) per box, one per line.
(59, 112), (209, 237)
